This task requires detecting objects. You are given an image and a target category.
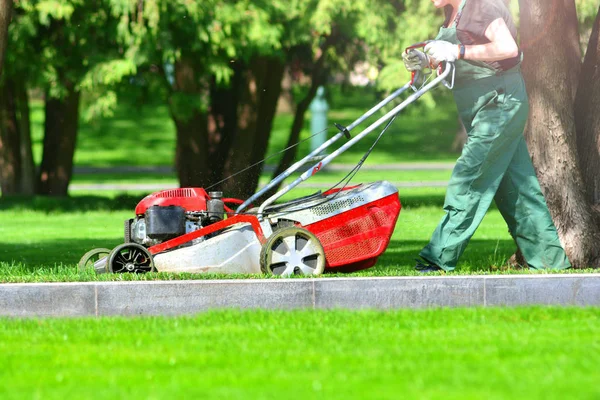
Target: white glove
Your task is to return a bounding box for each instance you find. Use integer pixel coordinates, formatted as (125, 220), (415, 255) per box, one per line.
(425, 40), (459, 63)
(402, 49), (430, 72)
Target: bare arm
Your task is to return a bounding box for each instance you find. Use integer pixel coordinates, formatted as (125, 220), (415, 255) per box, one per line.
(463, 18), (519, 61)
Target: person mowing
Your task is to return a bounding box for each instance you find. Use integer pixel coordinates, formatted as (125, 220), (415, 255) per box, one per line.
(403, 0), (571, 273)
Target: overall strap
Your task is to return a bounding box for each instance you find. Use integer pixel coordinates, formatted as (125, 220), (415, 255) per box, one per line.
(454, 0), (468, 27)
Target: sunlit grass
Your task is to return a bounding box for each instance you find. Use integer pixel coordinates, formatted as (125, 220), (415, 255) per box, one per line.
(1, 308), (599, 399)
(1, 188), (595, 283)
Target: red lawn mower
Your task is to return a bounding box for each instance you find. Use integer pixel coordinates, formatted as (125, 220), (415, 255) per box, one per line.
(78, 56), (455, 277)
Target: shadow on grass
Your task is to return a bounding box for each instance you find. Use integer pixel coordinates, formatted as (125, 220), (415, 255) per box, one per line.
(0, 238), (124, 269)
(2, 236), (517, 275)
(0, 194), (142, 212)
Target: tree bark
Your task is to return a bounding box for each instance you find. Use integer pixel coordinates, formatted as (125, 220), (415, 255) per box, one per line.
(0, 0), (11, 80)
(0, 79), (35, 196)
(519, 0), (600, 268)
(575, 6), (600, 207)
(222, 56), (285, 199)
(207, 62), (245, 186)
(37, 82), (80, 196)
(16, 81), (35, 195)
(0, 80), (21, 195)
(169, 58), (212, 188)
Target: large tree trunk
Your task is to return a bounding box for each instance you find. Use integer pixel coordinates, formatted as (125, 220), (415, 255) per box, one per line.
(37, 82), (80, 196)
(575, 6), (600, 208)
(0, 80), (35, 196)
(206, 62), (245, 186)
(169, 58), (212, 188)
(519, 0), (600, 268)
(0, 80), (21, 195)
(221, 56), (285, 199)
(0, 0), (11, 79)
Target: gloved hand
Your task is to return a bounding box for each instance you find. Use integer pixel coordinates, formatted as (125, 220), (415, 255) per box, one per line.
(425, 40), (459, 63)
(402, 49), (430, 72)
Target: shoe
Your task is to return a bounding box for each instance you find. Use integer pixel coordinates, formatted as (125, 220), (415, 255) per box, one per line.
(414, 258), (443, 273)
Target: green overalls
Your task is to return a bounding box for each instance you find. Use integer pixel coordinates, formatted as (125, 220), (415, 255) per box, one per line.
(419, 0), (571, 271)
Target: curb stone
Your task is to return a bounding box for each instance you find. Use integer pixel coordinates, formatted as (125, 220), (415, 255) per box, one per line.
(1, 274), (599, 317)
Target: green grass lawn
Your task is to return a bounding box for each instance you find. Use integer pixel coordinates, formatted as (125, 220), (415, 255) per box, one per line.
(1, 188), (594, 283)
(1, 307), (599, 399)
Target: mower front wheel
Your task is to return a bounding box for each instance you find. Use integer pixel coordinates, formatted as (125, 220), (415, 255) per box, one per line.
(260, 227), (326, 277)
(78, 248), (111, 274)
(108, 243), (155, 274)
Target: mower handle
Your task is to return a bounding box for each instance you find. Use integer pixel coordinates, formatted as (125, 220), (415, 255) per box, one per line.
(235, 81), (413, 214)
(256, 61), (455, 218)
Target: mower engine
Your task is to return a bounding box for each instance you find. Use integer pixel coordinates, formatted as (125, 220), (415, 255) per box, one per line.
(129, 188), (224, 248)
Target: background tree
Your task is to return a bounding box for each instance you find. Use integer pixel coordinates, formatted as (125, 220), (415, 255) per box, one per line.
(0, 0), (10, 78)
(0, 0), (34, 196)
(0, 0), (129, 196)
(115, 0), (418, 199)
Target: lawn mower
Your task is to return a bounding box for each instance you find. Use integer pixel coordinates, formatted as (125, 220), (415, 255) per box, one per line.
(79, 52), (455, 277)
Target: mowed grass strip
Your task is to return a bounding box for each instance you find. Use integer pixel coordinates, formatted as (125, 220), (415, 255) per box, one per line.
(0, 307), (599, 400)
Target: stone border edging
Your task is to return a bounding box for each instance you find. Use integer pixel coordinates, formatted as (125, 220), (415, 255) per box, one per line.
(1, 274), (599, 317)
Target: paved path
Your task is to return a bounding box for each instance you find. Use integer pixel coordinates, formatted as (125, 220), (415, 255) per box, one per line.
(2, 274), (599, 317)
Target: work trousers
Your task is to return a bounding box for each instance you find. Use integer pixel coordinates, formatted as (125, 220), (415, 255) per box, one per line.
(419, 69), (571, 271)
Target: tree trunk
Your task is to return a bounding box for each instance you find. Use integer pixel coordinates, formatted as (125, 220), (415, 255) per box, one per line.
(0, 80), (21, 195)
(16, 81), (35, 195)
(0, 0), (11, 80)
(575, 6), (600, 207)
(0, 79), (35, 196)
(37, 83), (80, 196)
(169, 58), (212, 188)
(519, 0), (600, 268)
(222, 56), (285, 199)
(173, 110), (211, 188)
(207, 62), (245, 187)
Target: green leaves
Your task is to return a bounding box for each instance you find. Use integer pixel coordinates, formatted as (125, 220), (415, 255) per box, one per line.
(36, 0), (77, 26)
(80, 60), (138, 90)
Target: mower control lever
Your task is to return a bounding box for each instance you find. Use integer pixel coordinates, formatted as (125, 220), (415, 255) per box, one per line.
(334, 123), (352, 139)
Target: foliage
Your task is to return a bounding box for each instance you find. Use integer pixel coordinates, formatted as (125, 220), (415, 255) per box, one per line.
(576, 0), (599, 28)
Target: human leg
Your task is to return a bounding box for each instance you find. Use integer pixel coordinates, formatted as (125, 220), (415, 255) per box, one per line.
(494, 138), (571, 270)
(419, 99), (525, 270)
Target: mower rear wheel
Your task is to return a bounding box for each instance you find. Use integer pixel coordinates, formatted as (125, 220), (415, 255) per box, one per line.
(108, 243), (155, 274)
(260, 227), (325, 277)
(78, 248), (111, 274)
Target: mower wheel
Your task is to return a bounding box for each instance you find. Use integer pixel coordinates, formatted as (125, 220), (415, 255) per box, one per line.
(78, 248), (111, 274)
(108, 243), (155, 274)
(260, 227), (326, 277)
